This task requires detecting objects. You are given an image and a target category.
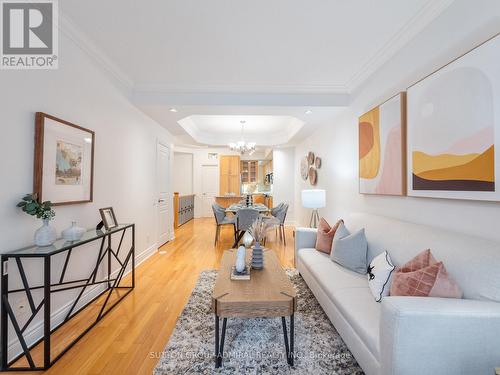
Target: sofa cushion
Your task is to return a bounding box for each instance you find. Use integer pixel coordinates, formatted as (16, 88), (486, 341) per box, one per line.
(367, 250), (395, 302)
(332, 287), (381, 357)
(391, 261), (463, 299)
(399, 248), (436, 272)
(298, 248), (368, 296)
(331, 222), (368, 274)
(315, 218), (343, 254)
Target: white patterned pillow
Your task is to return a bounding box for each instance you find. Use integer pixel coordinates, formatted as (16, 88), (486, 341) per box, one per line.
(367, 251), (395, 302)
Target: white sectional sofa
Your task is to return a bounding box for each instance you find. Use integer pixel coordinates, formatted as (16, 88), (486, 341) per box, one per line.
(295, 212), (500, 375)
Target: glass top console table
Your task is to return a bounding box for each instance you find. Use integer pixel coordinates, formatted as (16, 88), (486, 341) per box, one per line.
(1, 224), (135, 371)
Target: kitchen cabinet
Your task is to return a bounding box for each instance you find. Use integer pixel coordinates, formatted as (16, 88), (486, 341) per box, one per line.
(262, 160), (273, 185)
(219, 155), (241, 196)
(241, 160), (258, 183)
(253, 194), (265, 205)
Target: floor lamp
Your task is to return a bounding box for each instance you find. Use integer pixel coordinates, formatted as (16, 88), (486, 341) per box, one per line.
(301, 189), (326, 228)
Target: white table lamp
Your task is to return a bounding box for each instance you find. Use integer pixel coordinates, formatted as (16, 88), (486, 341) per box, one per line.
(301, 189), (326, 228)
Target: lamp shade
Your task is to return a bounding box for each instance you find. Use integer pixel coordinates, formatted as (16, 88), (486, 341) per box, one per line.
(301, 189), (326, 209)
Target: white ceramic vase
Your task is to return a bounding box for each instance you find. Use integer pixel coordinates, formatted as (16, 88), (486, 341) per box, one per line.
(242, 232), (254, 248)
(34, 219), (57, 247)
(235, 246), (246, 273)
(62, 221), (85, 241)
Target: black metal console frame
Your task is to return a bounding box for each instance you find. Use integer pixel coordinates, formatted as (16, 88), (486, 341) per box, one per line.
(0, 224), (135, 371)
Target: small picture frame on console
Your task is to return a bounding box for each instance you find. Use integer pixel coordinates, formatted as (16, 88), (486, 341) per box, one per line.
(99, 207), (118, 230)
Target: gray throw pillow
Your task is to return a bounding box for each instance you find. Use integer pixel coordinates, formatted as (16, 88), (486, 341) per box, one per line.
(330, 222), (368, 274)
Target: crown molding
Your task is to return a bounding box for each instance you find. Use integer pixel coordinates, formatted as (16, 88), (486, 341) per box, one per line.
(59, 13), (134, 96)
(132, 90), (350, 107)
(133, 82), (348, 95)
(345, 0), (455, 92)
(177, 115), (305, 146)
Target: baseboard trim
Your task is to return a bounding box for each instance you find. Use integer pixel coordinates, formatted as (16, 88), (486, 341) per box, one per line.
(7, 243), (158, 361)
(135, 243), (158, 267)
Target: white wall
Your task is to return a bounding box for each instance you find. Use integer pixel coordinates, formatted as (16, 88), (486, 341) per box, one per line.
(273, 148), (295, 224)
(173, 152), (193, 195)
(295, 0), (500, 242)
(0, 32), (174, 356)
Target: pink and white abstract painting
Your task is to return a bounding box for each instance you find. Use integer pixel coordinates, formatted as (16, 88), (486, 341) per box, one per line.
(359, 93), (406, 195)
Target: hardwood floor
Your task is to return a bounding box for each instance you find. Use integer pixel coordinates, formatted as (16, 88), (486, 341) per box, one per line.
(5, 218), (295, 375)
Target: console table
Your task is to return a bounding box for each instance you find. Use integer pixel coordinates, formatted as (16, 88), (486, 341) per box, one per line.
(1, 224), (135, 371)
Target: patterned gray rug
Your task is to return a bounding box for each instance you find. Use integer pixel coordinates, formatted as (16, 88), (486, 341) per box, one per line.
(153, 270), (363, 374)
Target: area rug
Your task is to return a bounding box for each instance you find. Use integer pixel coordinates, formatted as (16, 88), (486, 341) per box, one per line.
(153, 270), (363, 374)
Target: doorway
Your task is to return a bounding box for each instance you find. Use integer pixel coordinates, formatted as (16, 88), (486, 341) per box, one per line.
(201, 165), (218, 217)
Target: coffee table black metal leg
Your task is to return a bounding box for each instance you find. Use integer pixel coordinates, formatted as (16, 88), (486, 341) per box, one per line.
(215, 315), (219, 368)
(215, 315), (227, 368)
(281, 314), (295, 366)
(290, 314), (294, 366)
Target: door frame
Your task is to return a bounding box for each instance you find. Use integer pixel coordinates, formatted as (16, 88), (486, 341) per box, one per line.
(156, 140), (174, 246)
(201, 164), (219, 217)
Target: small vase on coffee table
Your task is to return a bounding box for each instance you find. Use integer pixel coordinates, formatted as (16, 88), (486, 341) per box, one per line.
(251, 242), (264, 269)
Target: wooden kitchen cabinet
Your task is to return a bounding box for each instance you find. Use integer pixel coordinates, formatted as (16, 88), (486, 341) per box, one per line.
(220, 155), (241, 195)
(241, 160), (258, 183)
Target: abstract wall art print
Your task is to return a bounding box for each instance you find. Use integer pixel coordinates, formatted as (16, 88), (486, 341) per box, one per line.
(35, 113), (95, 205)
(407, 33), (500, 201)
(56, 140), (83, 185)
(359, 93), (406, 195)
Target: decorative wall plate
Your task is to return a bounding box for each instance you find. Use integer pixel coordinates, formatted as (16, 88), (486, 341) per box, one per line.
(300, 157), (309, 180)
(308, 167), (317, 185)
(307, 152), (315, 165)
(315, 157), (322, 169)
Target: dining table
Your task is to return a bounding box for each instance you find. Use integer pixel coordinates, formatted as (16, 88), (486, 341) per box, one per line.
(226, 204), (278, 247)
(225, 203), (271, 214)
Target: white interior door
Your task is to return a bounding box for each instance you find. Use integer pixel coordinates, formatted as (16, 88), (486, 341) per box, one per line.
(157, 142), (170, 246)
(201, 165), (218, 217)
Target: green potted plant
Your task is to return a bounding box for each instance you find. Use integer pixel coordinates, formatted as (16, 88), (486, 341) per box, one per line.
(17, 193), (56, 246)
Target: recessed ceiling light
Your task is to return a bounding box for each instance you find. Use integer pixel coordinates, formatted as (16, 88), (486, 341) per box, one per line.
(169, 108), (178, 113)
(305, 110), (312, 115)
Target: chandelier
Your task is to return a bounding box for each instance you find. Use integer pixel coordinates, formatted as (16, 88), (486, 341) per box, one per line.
(229, 120), (256, 155)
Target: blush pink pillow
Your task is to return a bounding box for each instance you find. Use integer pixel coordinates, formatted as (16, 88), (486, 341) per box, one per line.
(399, 249), (436, 272)
(315, 218), (343, 254)
(390, 250), (463, 298)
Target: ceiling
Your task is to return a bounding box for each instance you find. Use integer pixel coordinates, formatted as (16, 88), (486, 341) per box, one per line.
(178, 115), (304, 146)
(139, 105), (344, 147)
(60, 0), (454, 146)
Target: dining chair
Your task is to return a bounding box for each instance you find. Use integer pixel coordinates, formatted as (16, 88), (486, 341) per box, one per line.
(274, 203), (289, 245)
(270, 202), (285, 238)
(233, 208), (260, 248)
(212, 203), (236, 246)
(271, 202), (285, 217)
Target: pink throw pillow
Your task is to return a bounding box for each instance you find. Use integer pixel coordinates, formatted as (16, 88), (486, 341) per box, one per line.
(390, 250), (463, 298)
(315, 218), (343, 254)
(399, 249), (436, 272)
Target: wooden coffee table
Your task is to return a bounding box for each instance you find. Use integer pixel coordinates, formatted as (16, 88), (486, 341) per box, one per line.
(212, 248), (296, 368)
